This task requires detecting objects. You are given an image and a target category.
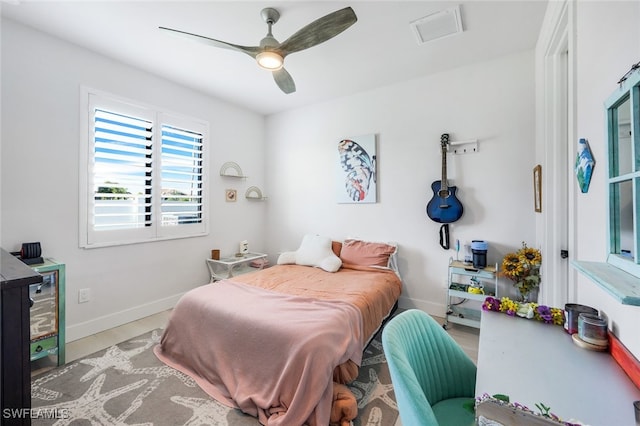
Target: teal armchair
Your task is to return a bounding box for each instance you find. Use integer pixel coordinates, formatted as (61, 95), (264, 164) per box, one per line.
(382, 309), (477, 426)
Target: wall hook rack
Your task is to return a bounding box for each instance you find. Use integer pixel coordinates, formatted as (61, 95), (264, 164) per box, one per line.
(447, 139), (478, 155)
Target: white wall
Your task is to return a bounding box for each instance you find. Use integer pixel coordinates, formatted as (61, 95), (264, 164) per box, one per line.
(569, 2), (640, 357)
(1, 19), (267, 341)
(264, 50), (537, 316)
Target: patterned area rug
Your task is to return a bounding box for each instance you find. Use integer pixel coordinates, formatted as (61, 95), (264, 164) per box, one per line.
(31, 328), (398, 425)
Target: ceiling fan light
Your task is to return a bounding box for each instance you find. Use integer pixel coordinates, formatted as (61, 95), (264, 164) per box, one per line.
(256, 51), (283, 70)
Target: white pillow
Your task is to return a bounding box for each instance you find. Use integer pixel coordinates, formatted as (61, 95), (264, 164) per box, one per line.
(318, 255), (342, 273)
(279, 234), (342, 273)
(277, 251), (297, 265)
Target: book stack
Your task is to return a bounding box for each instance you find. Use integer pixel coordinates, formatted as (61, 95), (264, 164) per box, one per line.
(250, 258), (269, 268)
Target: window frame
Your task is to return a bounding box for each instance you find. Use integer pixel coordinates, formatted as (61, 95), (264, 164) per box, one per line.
(79, 87), (209, 248)
(605, 70), (640, 276)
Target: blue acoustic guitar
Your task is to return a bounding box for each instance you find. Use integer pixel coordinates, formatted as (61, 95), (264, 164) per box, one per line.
(426, 133), (464, 224)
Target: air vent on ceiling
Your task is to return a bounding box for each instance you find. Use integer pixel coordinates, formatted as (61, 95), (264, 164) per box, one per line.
(410, 5), (463, 45)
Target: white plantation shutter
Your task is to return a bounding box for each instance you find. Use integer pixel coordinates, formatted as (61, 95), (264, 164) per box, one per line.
(160, 124), (203, 227)
(93, 109), (153, 231)
(80, 89), (208, 248)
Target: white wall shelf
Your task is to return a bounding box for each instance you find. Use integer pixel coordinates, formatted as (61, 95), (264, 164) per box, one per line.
(219, 161), (247, 178)
(245, 186), (267, 201)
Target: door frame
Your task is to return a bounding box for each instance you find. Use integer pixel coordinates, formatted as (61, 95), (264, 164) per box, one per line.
(536, 0), (577, 307)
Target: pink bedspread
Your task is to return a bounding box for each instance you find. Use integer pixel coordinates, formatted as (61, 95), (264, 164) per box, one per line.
(154, 280), (363, 426)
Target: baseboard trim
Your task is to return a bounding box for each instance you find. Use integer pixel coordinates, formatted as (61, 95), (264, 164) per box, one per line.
(398, 295), (445, 318)
(65, 292), (184, 342)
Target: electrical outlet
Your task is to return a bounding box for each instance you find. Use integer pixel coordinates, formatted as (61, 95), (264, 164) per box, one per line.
(78, 288), (90, 304)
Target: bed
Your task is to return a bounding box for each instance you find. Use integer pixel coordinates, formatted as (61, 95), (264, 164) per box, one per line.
(154, 235), (402, 426)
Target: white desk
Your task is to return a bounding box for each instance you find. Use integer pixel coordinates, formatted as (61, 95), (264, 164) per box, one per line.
(476, 310), (640, 425)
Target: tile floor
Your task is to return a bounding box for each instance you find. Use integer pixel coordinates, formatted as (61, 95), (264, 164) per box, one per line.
(31, 309), (479, 426)
(436, 317), (480, 364)
(31, 309), (172, 376)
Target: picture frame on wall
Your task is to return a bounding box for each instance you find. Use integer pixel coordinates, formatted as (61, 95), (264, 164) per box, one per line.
(575, 138), (595, 193)
(336, 134), (377, 204)
(225, 189), (237, 202)
(533, 165), (542, 213)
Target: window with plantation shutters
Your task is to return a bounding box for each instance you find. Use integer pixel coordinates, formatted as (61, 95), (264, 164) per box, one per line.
(80, 88), (208, 248)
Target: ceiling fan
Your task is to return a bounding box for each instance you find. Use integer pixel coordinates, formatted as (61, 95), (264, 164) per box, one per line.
(159, 6), (357, 94)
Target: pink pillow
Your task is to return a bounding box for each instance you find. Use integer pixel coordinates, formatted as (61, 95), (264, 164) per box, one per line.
(339, 239), (396, 267)
(331, 241), (343, 258)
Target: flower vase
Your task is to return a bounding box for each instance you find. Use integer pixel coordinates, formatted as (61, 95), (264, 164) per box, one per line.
(519, 290), (530, 303)
(519, 288), (538, 303)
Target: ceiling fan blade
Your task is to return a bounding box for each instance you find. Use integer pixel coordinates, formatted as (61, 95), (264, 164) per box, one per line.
(273, 68), (296, 94)
(159, 26), (261, 58)
(278, 7), (357, 56)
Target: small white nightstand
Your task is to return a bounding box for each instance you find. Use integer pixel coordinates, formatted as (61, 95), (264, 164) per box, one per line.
(206, 252), (268, 282)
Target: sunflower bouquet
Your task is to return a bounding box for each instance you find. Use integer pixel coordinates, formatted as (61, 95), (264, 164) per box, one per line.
(501, 242), (542, 301)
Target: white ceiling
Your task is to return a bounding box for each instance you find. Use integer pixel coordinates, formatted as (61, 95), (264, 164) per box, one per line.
(1, 1), (548, 116)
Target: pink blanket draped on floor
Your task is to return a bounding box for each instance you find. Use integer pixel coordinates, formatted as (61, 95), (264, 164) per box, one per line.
(154, 280), (363, 426)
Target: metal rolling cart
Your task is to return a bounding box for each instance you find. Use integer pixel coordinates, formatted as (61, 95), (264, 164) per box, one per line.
(444, 258), (498, 329)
